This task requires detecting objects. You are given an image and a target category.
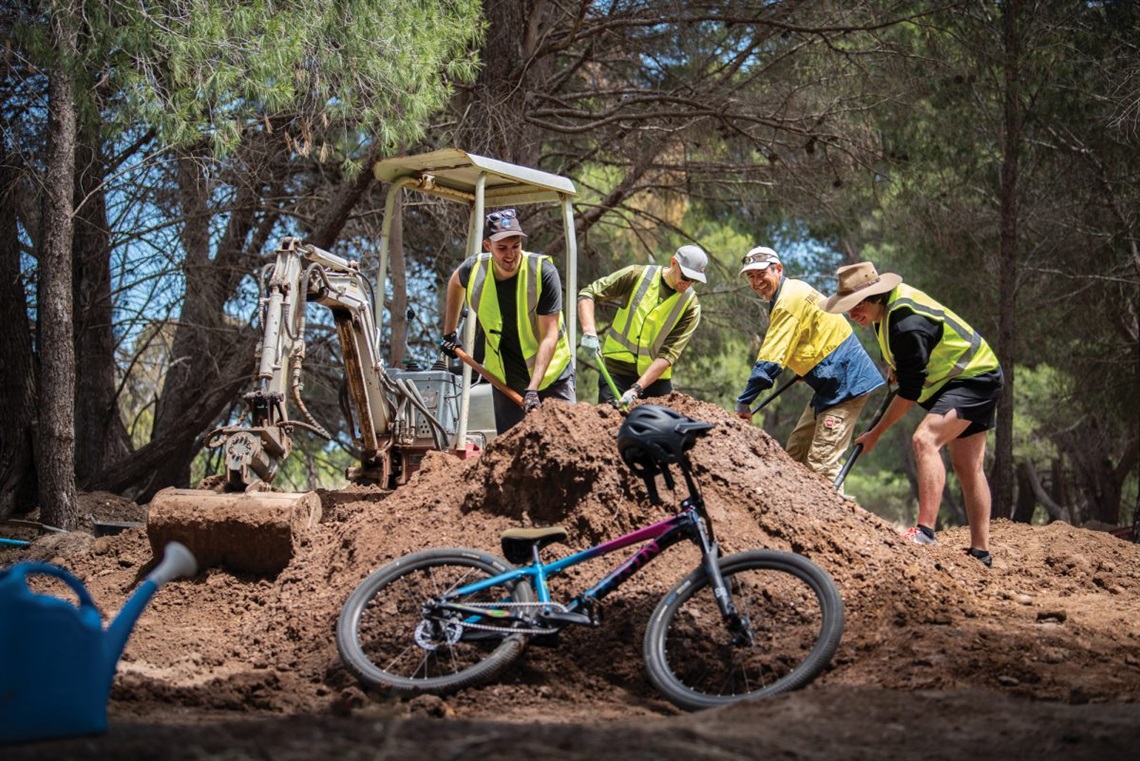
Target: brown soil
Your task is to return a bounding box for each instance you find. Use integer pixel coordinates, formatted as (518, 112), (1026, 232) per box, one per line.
(4, 394), (1140, 759)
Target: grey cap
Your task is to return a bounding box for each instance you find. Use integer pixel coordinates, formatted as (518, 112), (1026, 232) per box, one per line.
(673, 245), (708, 283)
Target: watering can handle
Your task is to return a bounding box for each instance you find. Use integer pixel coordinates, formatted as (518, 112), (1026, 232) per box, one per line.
(7, 562), (101, 614)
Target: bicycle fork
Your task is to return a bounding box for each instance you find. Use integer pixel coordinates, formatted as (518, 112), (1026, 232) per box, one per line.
(695, 513), (755, 647)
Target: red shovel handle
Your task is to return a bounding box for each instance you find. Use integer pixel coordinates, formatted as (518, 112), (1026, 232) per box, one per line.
(453, 347), (526, 408)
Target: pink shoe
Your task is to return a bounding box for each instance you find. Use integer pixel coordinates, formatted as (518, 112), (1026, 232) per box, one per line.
(901, 525), (936, 545)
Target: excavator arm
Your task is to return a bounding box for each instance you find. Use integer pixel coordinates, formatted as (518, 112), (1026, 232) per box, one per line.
(208, 236), (456, 492)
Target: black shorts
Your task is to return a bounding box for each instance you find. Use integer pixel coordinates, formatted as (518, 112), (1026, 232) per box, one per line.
(923, 368), (1004, 438)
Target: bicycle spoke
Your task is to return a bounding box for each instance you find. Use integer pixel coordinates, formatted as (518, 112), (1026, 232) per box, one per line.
(338, 550), (533, 694)
(645, 550), (843, 710)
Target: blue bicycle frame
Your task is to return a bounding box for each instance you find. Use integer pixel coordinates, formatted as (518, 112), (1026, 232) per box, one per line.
(436, 463), (744, 634)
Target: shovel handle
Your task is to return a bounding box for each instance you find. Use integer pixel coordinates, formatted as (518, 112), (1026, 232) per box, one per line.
(453, 346), (526, 408)
(832, 443), (864, 490)
(750, 374), (800, 415)
(594, 351), (627, 409)
(832, 386), (898, 490)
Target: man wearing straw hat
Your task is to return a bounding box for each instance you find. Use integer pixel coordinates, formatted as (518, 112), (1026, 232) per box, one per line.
(823, 261), (1003, 567)
(734, 246), (884, 486)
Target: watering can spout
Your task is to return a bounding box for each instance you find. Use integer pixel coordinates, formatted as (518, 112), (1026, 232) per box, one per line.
(104, 542), (198, 672)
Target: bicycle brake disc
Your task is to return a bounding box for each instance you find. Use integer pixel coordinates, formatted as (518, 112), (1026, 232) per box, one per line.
(413, 618), (463, 650)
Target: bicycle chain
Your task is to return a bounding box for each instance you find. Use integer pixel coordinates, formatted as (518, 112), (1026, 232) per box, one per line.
(435, 601), (566, 635)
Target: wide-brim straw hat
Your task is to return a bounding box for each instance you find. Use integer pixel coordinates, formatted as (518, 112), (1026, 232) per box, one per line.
(823, 262), (903, 314)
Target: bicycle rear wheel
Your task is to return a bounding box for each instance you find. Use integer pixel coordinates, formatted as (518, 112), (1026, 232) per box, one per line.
(336, 548), (535, 695)
(644, 549), (844, 710)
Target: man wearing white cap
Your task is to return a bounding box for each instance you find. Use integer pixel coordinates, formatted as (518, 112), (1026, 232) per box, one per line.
(735, 246), (885, 486)
(823, 261), (1003, 567)
(578, 245), (706, 407)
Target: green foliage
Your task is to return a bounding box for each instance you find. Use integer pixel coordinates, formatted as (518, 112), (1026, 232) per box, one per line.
(30, 0), (484, 162)
(1011, 364), (1065, 463)
(843, 466), (914, 528)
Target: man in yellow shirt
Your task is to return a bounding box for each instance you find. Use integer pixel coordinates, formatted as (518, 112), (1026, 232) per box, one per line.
(736, 246), (885, 485)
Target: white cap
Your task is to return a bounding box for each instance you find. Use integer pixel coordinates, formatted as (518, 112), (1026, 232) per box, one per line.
(739, 246), (781, 275)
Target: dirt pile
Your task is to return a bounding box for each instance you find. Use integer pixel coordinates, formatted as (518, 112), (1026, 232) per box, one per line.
(4, 393), (1140, 754)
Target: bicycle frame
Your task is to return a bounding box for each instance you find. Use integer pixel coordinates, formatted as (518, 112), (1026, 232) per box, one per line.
(436, 461), (747, 636)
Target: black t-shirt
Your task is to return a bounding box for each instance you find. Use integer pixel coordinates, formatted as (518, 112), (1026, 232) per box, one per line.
(457, 255), (563, 390)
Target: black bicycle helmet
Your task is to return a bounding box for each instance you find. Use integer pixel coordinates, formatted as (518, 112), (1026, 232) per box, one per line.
(617, 404), (715, 471)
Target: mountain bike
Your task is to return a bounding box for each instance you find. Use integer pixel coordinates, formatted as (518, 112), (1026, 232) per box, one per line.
(336, 406), (845, 711)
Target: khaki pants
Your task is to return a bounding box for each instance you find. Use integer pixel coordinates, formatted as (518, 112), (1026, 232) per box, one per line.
(785, 394), (870, 484)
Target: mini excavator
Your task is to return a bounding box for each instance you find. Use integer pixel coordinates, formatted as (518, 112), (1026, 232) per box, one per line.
(146, 149), (580, 574)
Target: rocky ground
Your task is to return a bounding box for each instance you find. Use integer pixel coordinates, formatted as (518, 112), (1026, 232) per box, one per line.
(3, 394), (1139, 759)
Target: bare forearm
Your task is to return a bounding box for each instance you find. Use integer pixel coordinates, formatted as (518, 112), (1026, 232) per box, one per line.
(637, 357), (672, 389)
(443, 272), (465, 334)
(578, 297), (597, 335)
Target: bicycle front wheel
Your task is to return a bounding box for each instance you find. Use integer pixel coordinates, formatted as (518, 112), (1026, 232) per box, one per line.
(336, 548), (535, 695)
(644, 550), (844, 710)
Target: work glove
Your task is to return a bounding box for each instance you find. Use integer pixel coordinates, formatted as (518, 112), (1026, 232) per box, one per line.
(439, 331), (462, 359)
(618, 383), (642, 409)
(580, 333), (600, 355)
(523, 389), (541, 413)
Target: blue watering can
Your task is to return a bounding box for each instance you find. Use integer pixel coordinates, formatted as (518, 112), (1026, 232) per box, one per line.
(0, 541), (197, 744)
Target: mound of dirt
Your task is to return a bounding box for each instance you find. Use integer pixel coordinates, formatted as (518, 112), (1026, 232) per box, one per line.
(4, 394), (1140, 759)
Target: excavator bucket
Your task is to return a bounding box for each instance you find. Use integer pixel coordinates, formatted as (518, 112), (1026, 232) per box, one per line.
(145, 488), (322, 576)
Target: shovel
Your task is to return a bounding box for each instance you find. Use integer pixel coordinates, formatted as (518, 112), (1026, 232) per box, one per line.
(750, 373), (800, 415)
(832, 386), (898, 490)
(593, 350), (627, 409)
(450, 345), (526, 408)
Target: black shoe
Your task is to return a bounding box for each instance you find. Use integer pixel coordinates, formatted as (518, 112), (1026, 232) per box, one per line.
(964, 547), (992, 568)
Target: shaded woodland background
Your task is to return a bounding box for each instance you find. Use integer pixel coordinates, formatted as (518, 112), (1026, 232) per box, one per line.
(2, 0), (1138, 534)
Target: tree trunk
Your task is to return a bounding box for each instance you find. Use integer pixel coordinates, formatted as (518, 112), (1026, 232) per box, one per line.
(453, 0), (550, 165)
(1019, 459), (1071, 524)
(1012, 461), (1036, 523)
(73, 135), (130, 484)
(990, 0), (1023, 521)
(38, 10), (80, 529)
(124, 148), (256, 495)
(0, 150), (38, 520)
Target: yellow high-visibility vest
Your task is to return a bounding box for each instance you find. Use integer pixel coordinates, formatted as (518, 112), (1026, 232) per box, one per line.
(602, 266), (694, 378)
(468, 253), (572, 389)
(876, 284), (1000, 403)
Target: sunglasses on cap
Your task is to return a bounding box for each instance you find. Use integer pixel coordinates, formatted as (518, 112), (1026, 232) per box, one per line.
(486, 209), (518, 224)
(741, 251), (778, 265)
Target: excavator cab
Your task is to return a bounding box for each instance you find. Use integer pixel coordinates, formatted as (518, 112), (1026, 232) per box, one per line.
(147, 149), (579, 574)
(372, 148), (581, 450)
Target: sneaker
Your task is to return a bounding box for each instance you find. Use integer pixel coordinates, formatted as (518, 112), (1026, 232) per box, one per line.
(901, 525), (936, 545)
(964, 548), (992, 568)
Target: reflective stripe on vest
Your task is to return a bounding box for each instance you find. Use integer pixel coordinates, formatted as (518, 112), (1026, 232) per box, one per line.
(876, 284), (999, 403)
(467, 253), (572, 388)
(602, 266), (693, 378)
